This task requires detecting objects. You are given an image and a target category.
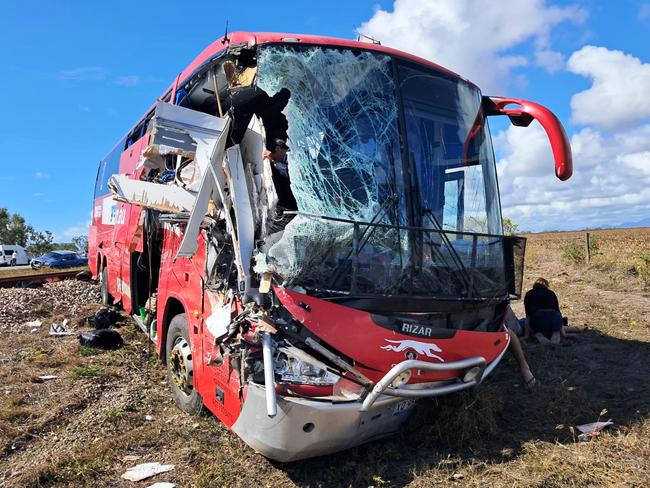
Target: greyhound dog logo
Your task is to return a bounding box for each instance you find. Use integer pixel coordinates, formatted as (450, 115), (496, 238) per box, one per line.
(380, 339), (444, 362)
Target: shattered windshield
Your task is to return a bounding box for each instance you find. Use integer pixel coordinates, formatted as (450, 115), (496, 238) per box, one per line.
(257, 45), (405, 224)
(256, 45), (507, 299)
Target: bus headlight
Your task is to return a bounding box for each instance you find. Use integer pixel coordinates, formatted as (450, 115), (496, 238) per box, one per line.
(274, 349), (340, 386)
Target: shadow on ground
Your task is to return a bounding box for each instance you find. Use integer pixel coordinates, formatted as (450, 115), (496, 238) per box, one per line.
(279, 330), (650, 487)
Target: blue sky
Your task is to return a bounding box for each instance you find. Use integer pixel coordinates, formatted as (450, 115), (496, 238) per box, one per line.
(0, 0), (649, 236)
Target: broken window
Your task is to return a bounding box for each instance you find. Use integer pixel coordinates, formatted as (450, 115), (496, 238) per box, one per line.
(254, 45), (508, 299)
(256, 45), (405, 223)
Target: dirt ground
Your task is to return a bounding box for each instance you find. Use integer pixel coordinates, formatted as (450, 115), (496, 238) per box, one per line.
(0, 228), (649, 487)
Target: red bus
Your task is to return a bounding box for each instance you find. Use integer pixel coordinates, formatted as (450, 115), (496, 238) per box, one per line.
(89, 32), (572, 461)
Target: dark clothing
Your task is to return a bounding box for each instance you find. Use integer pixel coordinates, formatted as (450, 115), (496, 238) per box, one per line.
(529, 309), (563, 338)
(524, 285), (560, 317)
(270, 160), (298, 211)
(524, 285), (562, 338)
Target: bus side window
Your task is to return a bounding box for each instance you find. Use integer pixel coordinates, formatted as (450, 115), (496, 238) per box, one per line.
(95, 136), (127, 198)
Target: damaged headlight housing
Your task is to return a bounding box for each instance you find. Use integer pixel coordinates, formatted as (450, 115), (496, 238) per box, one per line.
(274, 349), (340, 386)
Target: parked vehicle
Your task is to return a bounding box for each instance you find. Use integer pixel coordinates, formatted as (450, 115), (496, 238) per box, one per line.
(30, 250), (88, 269)
(89, 32), (573, 461)
(0, 245), (30, 266)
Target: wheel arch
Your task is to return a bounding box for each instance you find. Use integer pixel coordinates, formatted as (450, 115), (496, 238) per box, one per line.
(159, 296), (187, 363)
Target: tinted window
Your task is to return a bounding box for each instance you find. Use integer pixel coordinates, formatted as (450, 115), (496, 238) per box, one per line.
(94, 137), (127, 198)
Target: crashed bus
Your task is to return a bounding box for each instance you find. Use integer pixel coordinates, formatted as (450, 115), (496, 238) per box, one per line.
(89, 32), (572, 461)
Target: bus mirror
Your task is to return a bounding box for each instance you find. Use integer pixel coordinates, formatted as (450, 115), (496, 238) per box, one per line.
(482, 96), (573, 181)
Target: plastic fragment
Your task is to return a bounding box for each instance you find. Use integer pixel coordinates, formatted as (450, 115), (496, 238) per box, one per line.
(121, 462), (174, 482)
(576, 420), (613, 436)
(50, 319), (75, 336)
(147, 483), (176, 488)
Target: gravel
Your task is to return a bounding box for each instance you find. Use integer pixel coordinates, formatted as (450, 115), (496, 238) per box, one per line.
(0, 280), (101, 330)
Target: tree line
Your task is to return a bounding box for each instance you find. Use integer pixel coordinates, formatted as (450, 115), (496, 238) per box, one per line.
(0, 208), (88, 255)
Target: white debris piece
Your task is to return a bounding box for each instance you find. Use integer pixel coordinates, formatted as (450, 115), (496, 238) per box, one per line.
(24, 320), (42, 328)
(147, 483), (176, 488)
(121, 462), (175, 482)
(49, 319), (74, 336)
(37, 375), (58, 381)
(576, 420), (614, 436)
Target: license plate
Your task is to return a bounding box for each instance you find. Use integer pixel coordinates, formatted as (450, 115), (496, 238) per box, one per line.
(393, 399), (416, 416)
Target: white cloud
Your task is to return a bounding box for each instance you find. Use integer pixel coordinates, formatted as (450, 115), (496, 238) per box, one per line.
(114, 75), (139, 87)
(567, 46), (650, 130)
(60, 220), (91, 240)
(639, 3), (650, 21)
(56, 67), (107, 81)
(356, 0), (586, 92)
(496, 123), (650, 230)
(34, 171), (50, 179)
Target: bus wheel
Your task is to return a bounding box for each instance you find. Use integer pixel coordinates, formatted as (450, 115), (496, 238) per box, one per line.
(166, 314), (203, 415)
(100, 266), (113, 306)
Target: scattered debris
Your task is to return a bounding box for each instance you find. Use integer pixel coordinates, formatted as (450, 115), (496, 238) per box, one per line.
(50, 319), (75, 336)
(93, 307), (123, 329)
(0, 280), (100, 330)
(75, 270), (93, 281)
(37, 375), (58, 381)
(121, 462), (175, 482)
(78, 329), (124, 350)
(122, 455), (141, 462)
(145, 414), (154, 421)
(147, 483), (175, 488)
(576, 420), (614, 440)
(23, 319), (42, 328)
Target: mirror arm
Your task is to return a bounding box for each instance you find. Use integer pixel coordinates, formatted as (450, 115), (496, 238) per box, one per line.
(483, 96), (573, 181)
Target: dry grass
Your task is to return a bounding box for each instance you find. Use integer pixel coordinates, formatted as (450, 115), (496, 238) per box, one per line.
(0, 265), (87, 279)
(0, 228), (648, 487)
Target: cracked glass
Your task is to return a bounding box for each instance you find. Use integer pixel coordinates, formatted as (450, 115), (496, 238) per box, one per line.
(255, 45), (508, 299)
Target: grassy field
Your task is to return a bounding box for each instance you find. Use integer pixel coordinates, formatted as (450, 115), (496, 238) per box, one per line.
(0, 228), (648, 487)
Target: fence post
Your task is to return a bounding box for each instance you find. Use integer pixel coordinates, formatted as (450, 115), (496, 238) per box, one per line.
(585, 232), (591, 262)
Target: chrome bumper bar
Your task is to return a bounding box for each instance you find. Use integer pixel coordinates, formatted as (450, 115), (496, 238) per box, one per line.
(360, 356), (486, 411)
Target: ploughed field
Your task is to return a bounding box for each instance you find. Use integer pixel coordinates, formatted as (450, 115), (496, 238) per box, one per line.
(0, 228), (648, 487)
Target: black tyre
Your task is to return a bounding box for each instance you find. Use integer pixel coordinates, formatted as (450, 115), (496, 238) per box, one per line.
(166, 313), (203, 415)
(100, 266), (113, 306)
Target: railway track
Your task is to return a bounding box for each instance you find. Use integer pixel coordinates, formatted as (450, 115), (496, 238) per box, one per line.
(0, 269), (82, 288)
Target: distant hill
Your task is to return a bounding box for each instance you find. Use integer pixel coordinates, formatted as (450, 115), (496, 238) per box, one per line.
(619, 217), (650, 229)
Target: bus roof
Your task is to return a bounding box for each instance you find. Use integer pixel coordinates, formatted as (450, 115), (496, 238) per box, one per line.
(116, 32), (476, 156)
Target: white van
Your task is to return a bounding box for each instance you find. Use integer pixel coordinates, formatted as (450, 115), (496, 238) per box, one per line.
(0, 245), (30, 266)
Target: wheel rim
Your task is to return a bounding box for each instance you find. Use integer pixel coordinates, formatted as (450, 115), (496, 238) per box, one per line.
(169, 337), (194, 396)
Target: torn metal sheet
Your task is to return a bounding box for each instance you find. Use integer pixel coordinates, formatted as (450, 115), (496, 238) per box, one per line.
(224, 145), (255, 290)
(109, 174), (196, 213)
(175, 117), (231, 258)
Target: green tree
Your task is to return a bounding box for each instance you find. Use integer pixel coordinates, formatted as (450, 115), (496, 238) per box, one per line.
(0, 207), (54, 254)
(502, 218), (519, 235)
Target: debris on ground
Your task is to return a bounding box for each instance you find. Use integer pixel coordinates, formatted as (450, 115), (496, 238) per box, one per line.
(147, 483), (175, 488)
(78, 329), (124, 349)
(0, 280), (100, 330)
(75, 270), (93, 281)
(121, 462), (175, 482)
(576, 420), (614, 441)
(93, 307), (123, 329)
(49, 319), (75, 336)
(36, 375), (58, 381)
